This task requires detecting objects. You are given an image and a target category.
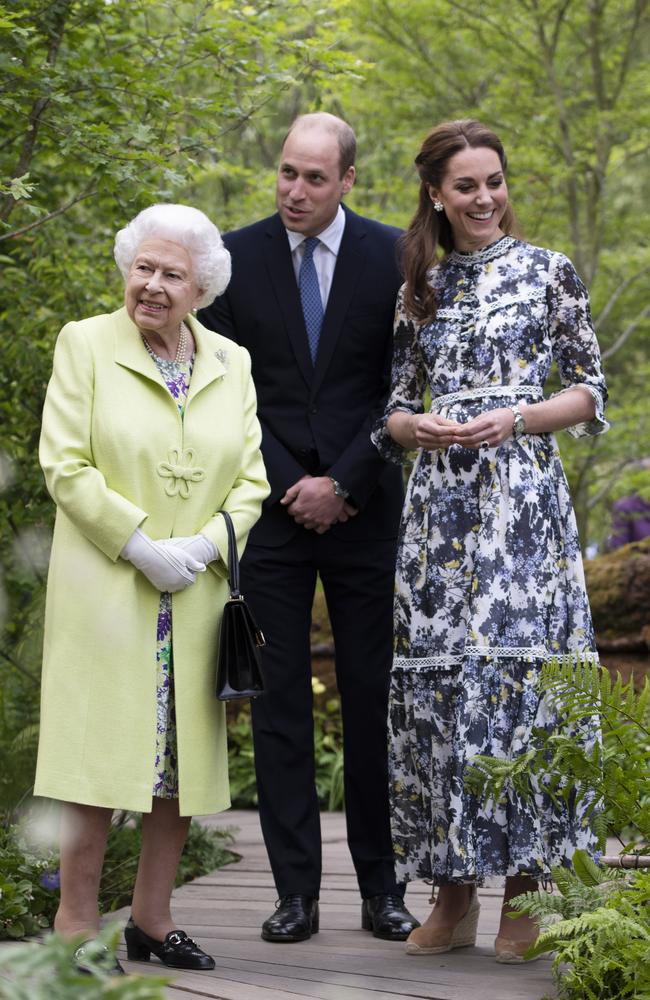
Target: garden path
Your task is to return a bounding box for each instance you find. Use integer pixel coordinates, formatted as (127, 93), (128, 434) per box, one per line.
(114, 809), (557, 1000)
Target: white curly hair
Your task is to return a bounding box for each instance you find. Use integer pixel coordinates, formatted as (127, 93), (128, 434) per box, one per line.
(113, 204), (231, 308)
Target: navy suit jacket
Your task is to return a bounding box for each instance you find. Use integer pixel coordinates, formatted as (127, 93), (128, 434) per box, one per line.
(199, 205), (404, 546)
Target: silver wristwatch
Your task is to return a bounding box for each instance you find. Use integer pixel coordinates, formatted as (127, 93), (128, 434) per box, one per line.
(329, 477), (350, 500)
(509, 403), (526, 439)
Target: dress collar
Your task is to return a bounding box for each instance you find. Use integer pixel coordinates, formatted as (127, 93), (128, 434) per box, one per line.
(447, 235), (517, 267)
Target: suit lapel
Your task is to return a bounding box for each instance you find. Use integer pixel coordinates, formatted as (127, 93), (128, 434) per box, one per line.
(262, 216), (314, 388)
(311, 208), (366, 396)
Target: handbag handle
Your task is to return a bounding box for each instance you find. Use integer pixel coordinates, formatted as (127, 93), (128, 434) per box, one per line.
(219, 509), (240, 598)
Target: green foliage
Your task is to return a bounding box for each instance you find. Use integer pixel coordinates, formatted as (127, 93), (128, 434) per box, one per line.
(466, 658), (650, 848)
(509, 856), (650, 1000)
(226, 705), (259, 808)
(314, 697), (345, 811)
(0, 0), (359, 847)
(468, 659), (650, 998)
(227, 695), (344, 810)
(0, 923), (170, 998)
(0, 827), (59, 940)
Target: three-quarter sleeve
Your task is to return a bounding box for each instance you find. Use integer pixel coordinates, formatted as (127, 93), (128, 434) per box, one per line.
(371, 286), (427, 464)
(546, 253), (609, 438)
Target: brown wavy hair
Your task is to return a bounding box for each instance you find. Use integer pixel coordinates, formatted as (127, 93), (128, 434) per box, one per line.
(400, 119), (517, 322)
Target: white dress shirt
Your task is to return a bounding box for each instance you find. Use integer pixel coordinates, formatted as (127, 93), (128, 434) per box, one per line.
(286, 204), (346, 309)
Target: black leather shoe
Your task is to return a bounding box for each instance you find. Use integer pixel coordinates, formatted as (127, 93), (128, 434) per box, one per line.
(124, 918), (215, 970)
(361, 893), (420, 941)
(261, 894), (319, 942)
(73, 940), (125, 976)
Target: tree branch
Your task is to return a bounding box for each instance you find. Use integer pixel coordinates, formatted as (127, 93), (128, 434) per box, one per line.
(0, 184), (98, 242)
(594, 265), (650, 332)
(0, 1), (72, 224)
(601, 303), (650, 360)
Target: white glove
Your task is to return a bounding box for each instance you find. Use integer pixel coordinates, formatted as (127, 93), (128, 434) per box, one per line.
(121, 527), (206, 592)
(160, 534), (218, 565)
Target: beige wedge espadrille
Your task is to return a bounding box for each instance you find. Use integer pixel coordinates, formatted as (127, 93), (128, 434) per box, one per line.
(405, 886), (480, 955)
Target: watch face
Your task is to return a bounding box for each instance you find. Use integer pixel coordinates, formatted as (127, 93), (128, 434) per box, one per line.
(514, 415), (526, 436)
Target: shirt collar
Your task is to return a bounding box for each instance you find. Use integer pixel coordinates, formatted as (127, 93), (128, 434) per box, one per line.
(286, 204), (346, 256)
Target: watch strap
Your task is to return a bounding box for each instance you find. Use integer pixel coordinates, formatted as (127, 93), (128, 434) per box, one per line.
(329, 477), (350, 500)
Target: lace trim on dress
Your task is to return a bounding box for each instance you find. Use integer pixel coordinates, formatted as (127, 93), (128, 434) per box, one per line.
(447, 236), (517, 267)
(393, 648), (600, 670)
(430, 385), (544, 412)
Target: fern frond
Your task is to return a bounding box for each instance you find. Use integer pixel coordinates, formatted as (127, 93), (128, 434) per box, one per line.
(573, 849), (607, 887)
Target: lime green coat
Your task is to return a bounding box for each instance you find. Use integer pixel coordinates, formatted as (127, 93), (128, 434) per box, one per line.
(34, 308), (269, 816)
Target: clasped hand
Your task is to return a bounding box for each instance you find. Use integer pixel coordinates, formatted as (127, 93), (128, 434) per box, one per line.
(121, 528), (217, 592)
(281, 475), (357, 534)
(412, 407), (516, 451)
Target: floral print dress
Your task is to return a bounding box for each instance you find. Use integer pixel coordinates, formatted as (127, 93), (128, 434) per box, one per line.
(371, 236), (608, 886)
(143, 341), (194, 798)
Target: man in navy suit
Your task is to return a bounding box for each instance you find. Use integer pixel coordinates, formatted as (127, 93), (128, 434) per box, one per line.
(199, 113), (418, 943)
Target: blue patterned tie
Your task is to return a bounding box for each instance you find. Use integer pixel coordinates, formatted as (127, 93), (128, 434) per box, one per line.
(299, 237), (324, 364)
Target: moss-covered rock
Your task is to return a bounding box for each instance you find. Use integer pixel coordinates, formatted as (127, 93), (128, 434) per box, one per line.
(585, 537), (650, 638)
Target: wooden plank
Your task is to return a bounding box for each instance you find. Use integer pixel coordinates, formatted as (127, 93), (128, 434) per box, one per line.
(121, 953), (552, 1000)
(0, 809), (553, 1000)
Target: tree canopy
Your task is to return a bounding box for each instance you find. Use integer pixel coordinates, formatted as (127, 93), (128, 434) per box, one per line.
(1, 0), (649, 808)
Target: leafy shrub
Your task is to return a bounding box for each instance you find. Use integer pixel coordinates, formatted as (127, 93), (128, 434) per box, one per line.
(510, 853), (650, 1000)
(466, 659), (650, 999)
(0, 923), (169, 998)
(0, 828), (59, 940)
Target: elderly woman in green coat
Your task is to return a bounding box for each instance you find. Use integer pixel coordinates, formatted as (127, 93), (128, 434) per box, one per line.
(35, 204), (269, 974)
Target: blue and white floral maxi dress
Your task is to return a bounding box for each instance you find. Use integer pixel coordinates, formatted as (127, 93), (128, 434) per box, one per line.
(371, 236), (608, 886)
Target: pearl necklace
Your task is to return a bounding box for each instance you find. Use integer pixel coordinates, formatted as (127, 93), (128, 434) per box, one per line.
(142, 322), (188, 364)
(174, 322), (188, 363)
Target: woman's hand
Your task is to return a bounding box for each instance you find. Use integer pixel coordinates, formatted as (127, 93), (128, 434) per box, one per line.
(121, 528), (206, 592)
(387, 410), (460, 451)
(161, 534), (218, 565)
(413, 413), (463, 450)
(452, 407), (516, 449)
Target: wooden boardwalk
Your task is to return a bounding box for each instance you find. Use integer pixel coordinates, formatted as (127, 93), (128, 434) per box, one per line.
(113, 810), (556, 1000)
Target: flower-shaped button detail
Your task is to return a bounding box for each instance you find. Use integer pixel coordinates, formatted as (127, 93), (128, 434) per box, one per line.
(157, 447), (205, 499)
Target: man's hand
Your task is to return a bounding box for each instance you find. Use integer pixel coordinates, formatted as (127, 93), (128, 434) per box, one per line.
(281, 475), (357, 533)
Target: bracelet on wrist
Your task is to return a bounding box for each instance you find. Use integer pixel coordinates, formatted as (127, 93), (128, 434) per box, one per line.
(509, 403), (527, 438)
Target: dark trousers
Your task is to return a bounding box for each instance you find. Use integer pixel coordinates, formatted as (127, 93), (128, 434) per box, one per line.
(243, 527), (399, 899)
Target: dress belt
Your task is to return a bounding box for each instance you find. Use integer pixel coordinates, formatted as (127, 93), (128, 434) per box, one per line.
(431, 385), (544, 412)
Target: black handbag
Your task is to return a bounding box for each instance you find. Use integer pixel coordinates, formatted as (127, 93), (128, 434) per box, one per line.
(215, 510), (266, 701)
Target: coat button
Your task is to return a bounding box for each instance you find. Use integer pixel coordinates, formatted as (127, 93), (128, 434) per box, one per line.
(309, 406), (317, 414)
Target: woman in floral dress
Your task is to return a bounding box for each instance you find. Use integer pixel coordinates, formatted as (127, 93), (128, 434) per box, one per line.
(372, 120), (607, 963)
